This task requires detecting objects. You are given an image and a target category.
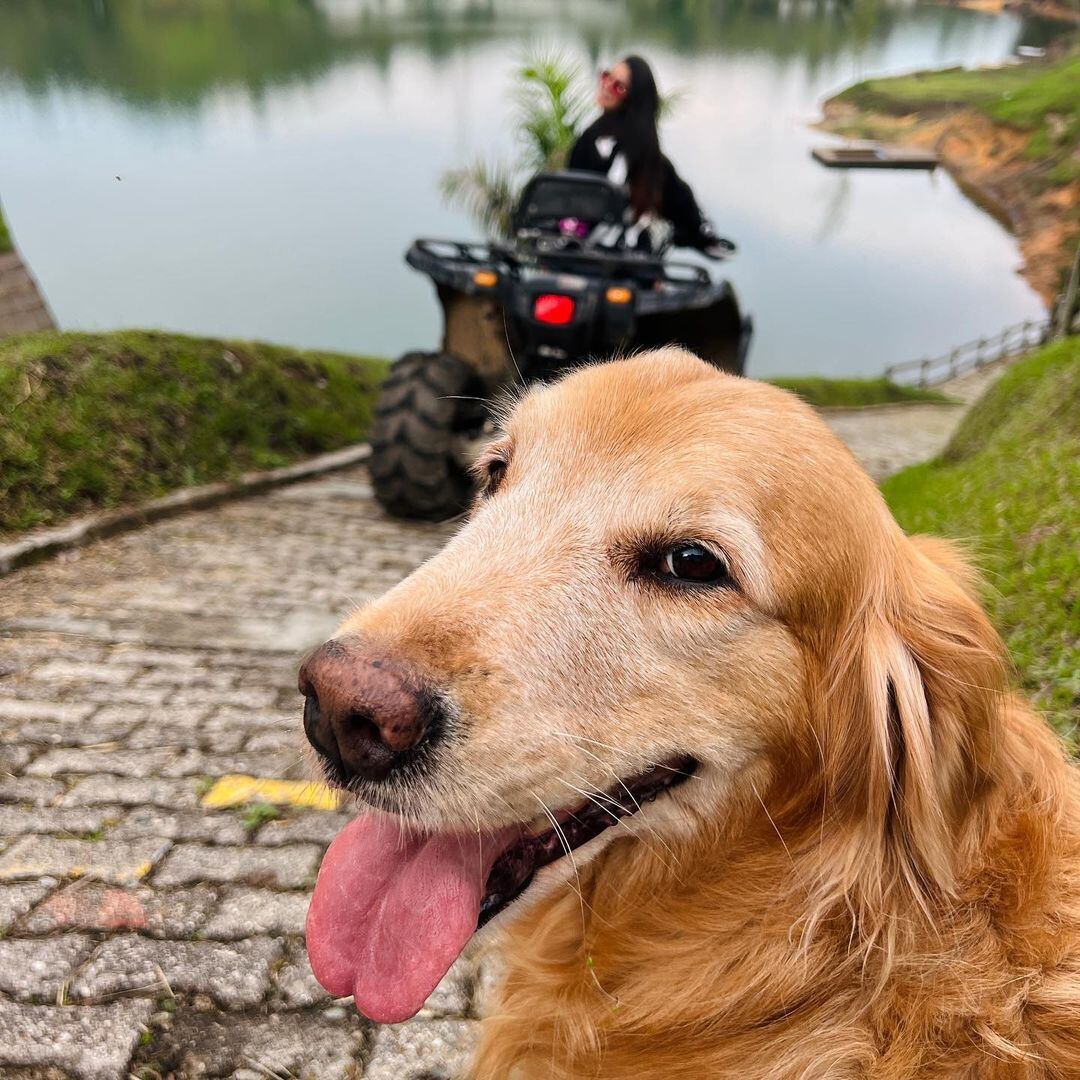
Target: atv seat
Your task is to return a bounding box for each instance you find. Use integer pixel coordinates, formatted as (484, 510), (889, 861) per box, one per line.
(512, 171), (628, 236)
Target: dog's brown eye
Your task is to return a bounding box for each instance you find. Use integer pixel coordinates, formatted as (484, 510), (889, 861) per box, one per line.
(658, 544), (729, 585)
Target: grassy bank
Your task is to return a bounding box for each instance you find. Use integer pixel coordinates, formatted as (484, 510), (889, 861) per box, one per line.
(836, 51), (1080, 185)
(882, 337), (1079, 740)
(0, 330), (386, 537)
(823, 50), (1080, 302)
(768, 376), (947, 408)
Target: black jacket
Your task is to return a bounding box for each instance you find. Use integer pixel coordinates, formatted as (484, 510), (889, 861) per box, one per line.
(568, 116), (710, 250)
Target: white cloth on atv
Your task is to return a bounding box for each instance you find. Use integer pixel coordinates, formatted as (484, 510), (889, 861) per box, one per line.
(582, 133), (672, 252)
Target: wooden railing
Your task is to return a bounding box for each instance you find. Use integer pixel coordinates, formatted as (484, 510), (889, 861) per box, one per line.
(885, 318), (1052, 388)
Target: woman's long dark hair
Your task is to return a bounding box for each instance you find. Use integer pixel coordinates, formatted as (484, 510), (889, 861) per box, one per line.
(610, 55), (663, 215)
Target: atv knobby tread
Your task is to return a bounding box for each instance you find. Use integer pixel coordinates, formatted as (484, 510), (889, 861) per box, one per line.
(369, 351), (480, 521)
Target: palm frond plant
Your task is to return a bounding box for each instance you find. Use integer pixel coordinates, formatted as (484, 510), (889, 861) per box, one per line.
(515, 51), (591, 172)
(439, 157), (520, 241)
(440, 48), (590, 240)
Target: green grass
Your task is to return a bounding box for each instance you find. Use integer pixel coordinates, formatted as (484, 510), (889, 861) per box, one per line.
(240, 801), (281, 830)
(837, 51), (1080, 184)
(768, 376), (949, 408)
(193, 776), (215, 798)
(0, 203), (12, 255)
(0, 329), (387, 537)
(882, 338), (1080, 741)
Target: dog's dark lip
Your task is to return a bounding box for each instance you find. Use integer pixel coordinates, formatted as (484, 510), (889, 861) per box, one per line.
(477, 754), (699, 929)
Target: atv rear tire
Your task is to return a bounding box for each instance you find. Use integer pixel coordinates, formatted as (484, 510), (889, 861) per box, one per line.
(368, 351), (486, 521)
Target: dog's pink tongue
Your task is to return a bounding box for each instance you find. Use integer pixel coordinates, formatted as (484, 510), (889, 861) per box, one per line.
(306, 814), (505, 1024)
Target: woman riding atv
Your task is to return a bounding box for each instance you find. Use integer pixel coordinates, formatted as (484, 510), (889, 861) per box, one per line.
(569, 55), (732, 259)
(363, 55), (750, 522)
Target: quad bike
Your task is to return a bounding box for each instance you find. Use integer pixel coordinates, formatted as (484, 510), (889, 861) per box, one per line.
(369, 170), (753, 520)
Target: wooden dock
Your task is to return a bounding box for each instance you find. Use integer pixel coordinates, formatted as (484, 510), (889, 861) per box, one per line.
(812, 145), (939, 170)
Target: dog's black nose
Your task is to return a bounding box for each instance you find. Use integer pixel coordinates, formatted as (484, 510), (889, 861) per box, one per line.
(298, 638), (440, 784)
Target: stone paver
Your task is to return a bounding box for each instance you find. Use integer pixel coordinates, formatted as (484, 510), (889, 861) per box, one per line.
(71, 934), (283, 1007)
(0, 803), (116, 837)
(110, 805), (248, 844)
(0, 998), (153, 1080)
(154, 841), (321, 889)
(0, 744), (34, 772)
(0, 933), (96, 1000)
(0, 411), (963, 1076)
(0, 835), (171, 885)
(0, 880), (53, 930)
(818, 362), (1008, 482)
(418, 957), (475, 1020)
(273, 944), (333, 1007)
(21, 881), (217, 937)
(473, 951), (506, 1019)
(821, 402), (963, 480)
(0, 697), (96, 723)
(364, 1018), (480, 1080)
(202, 885), (309, 938)
(127, 715), (247, 752)
(27, 746), (179, 778)
(256, 809), (354, 846)
(0, 774), (65, 805)
(7, 712), (144, 747)
(31, 659), (140, 684)
(145, 1009), (366, 1078)
(61, 775), (201, 808)
(160, 746), (295, 778)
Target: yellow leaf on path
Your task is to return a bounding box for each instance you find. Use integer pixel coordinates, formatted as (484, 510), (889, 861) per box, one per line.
(201, 774), (341, 811)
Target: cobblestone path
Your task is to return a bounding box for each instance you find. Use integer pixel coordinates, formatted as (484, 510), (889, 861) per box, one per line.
(0, 388), (981, 1079)
(821, 364), (1004, 481)
(0, 472), (470, 1079)
(0, 250), (54, 340)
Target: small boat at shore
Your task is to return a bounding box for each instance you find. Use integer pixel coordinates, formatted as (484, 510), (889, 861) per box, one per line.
(812, 145), (939, 170)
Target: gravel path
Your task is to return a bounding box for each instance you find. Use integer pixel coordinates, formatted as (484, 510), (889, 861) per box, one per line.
(0, 383), (986, 1078)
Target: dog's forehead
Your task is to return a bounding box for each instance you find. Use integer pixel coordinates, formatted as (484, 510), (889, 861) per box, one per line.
(498, 351), (889, 595)
(508, 351), (822, 493)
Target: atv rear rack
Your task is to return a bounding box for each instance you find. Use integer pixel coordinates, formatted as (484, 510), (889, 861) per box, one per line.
(407, 238), (713, 298)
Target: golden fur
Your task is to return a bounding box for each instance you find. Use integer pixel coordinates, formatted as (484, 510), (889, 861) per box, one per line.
(338, 350), (1080, 1078)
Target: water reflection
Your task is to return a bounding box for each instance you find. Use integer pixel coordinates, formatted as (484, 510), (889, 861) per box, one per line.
(0, 0), (1052, 376)
(4, 0), (1052, 105)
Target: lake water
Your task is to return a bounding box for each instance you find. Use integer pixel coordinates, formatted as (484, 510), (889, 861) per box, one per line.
(0, 0), (1056, 378)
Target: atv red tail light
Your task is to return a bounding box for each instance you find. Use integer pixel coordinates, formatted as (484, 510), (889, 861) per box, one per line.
(533, 294), (575, 325)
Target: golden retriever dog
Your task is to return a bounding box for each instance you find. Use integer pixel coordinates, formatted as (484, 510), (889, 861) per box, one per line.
(300, 349), (1080, 1078)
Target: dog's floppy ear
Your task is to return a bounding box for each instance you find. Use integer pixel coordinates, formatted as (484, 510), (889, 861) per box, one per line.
(821, 535), (1004, 909)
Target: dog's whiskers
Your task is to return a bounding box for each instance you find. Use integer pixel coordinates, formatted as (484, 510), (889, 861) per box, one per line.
(567, 745), (685, 869)
(554, 729), (701, 779)
(532, 791), (590, 936)
(501, 309), (525, 388)
(556, 778), (621, 824)
(559, 775), (680, 874)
